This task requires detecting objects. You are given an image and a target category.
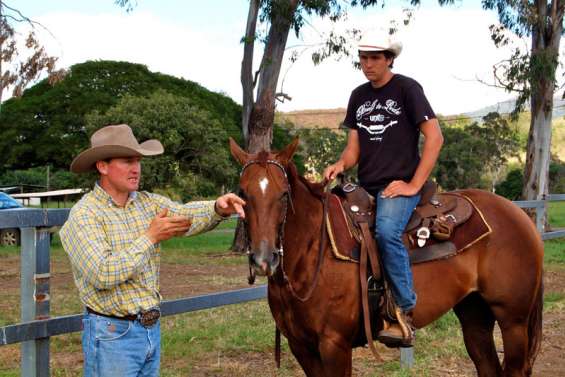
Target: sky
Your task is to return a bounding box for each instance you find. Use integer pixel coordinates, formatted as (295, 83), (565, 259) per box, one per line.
(9, 0), (533, 116)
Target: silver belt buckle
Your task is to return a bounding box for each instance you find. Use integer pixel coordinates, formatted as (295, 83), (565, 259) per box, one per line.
(139, 308), (161, 328)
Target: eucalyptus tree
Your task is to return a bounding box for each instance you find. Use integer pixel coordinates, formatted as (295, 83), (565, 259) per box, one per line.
(479, 0), (564, 214)
(240, 0), (382, 152)
(0, 1), (64, 111)
(426, 0), (565, 229)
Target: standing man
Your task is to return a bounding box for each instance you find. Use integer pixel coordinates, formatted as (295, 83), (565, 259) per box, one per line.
(60, 124), (245, 376)
(323, 30), (443, 347)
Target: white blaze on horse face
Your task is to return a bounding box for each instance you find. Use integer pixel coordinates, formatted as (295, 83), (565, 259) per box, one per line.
(259, 177), (269, 195)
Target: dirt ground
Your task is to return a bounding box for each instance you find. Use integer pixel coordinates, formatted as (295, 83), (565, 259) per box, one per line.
(0, 255), (564, 376)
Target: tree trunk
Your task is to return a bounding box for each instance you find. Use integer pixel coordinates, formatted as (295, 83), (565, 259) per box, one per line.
(232, 0), (299, 253)
(247, 0), (299, 153)
(522, 0), (564, 231)
(241, 0), (260, 145)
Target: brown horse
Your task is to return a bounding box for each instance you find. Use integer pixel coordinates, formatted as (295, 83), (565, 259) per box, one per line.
(229, 138), (544, 377)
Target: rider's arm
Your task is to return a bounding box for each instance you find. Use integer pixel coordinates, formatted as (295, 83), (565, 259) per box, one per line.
(324, 129), (360, 180)
(409, 118), (443, 191)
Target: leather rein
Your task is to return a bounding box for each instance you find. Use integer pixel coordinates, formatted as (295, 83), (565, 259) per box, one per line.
(239, 159), (328, 302)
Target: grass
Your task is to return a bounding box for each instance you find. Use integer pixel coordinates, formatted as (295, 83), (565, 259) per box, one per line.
(548, 201), (565, 228)
(0, 206), (564, 376)
(545, 239), (565, 264)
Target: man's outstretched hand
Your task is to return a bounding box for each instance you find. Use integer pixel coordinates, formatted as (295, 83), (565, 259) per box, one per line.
(215, 193), (246, 219)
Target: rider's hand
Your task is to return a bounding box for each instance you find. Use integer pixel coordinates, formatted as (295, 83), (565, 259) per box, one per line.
(323, 161), (345, 181)
(146, 208), (192, 244)
(381, 180), (420, 198)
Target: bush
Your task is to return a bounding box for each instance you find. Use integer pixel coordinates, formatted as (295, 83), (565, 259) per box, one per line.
(549, 160), (565, 193)
(495, 168), (523, 200)
(85, 90), (238, 200)
(0, 167), (79, 190)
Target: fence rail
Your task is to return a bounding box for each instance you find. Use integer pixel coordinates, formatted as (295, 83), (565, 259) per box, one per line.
(514, 194), (565, 240)
(0, 195), (563, 376)
(1, 286), (267, 346)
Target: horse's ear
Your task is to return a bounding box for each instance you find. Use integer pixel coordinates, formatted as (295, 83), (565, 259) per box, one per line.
(277, 137), (299, 165)
(229, 137), (249, 166)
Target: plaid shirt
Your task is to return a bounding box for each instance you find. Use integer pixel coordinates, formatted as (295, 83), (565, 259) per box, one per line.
(60, 183), (224, 316)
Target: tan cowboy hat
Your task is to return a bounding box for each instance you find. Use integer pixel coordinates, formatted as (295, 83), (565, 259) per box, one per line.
(70, 124), (164, 173)
(358, 29), (403, 57)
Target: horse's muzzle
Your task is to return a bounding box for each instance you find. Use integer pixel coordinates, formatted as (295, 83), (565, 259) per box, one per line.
(249, 242), (280, 277)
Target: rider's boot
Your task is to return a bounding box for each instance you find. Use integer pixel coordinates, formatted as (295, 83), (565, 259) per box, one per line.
(377, 308), (415, 348)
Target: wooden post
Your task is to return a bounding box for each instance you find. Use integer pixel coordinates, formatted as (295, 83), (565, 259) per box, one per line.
(20, 227), (51, 377)
(400, 347), (414, 368)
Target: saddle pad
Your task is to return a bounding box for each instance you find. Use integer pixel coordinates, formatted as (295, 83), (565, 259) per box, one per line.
(326, 194), (359, 262)
(327, 193), (491, 265)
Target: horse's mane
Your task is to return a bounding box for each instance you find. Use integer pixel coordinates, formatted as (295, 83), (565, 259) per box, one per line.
(286, 161), (326, 199)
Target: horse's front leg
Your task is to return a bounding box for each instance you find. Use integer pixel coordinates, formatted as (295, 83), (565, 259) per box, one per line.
(319, 337), (353, 377)
(287, 337), (353, 377)
(287, 339), (325, 377)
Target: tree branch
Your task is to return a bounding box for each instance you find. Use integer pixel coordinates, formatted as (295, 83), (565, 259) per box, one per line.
(275, 92), (292, 102)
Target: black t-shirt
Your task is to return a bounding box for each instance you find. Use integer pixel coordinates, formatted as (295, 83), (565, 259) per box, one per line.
(343, 74), (436, 193)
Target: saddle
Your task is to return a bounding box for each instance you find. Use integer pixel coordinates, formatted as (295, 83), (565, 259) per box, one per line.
(326, 181), (477, 264)
(325, 181), (491, 355)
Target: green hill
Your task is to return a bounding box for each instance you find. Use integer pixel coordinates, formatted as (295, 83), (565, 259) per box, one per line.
(0, 60), (242, 172)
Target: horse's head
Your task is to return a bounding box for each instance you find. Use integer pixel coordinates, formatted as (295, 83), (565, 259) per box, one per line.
(229, 138), (299, 277)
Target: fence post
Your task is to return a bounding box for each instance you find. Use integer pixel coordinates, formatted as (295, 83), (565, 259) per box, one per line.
(20, 227), (51, 377)
(400, 347), (414, 368)
(535, 202), (545, 233)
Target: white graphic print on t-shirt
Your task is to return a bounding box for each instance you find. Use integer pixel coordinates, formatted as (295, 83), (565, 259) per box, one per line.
(355, 99), (402, 142)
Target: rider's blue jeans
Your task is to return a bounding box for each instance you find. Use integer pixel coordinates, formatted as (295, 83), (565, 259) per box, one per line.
(82, 311), (161, 377)
(374, 191), (420, 312)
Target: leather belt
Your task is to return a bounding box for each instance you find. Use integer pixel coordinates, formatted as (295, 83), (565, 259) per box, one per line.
(86, 307), (161, 328)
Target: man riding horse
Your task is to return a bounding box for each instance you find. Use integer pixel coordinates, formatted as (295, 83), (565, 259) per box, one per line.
(324, 29), (444, 347)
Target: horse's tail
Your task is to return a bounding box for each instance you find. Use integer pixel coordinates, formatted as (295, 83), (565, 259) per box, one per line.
(526, 273), (544, 376)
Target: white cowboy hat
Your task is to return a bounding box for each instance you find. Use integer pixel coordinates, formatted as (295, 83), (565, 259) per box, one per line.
(357, 29), (403, 57)
(70, 124), (164, 173)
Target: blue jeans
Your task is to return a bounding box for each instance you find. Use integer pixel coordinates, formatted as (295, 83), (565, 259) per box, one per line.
(374, 191), (420, 312)
(82, 311), (160, 377)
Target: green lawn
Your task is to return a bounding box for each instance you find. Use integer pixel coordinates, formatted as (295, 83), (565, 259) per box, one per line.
(549, 201), (565, 227)
(0, 205), (563, 376)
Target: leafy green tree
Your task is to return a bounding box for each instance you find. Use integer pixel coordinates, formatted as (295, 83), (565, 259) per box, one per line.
(0, 60), (241, 174)
(0, 166), (77, 189)
(466, 112), (520, 189)
(272, 121), (306, 174)
(85, 90), (238, 200)
(478, 0), (564, 229)
(549, 160), (565, 193)
(435, 113), (519, 191)
(435, 126), (485, 190)
(495, 168), (524, 200)
(295, 126), (347, 180)
(239, 0), (383, 153)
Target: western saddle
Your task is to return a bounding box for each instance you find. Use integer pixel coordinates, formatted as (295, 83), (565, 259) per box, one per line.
(327, 180), (474, 265)
(325, 181), (475, 354)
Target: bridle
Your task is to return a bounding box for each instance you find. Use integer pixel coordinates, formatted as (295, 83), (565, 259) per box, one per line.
(240, 159), (292, 285)
(239, 159), (328, 302)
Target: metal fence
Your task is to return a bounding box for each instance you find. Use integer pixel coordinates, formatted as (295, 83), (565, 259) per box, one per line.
(0, 195), (563, 376)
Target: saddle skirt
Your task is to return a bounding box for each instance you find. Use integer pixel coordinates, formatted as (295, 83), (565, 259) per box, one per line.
(326, 183), (492, 265)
